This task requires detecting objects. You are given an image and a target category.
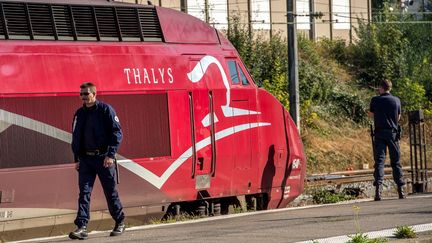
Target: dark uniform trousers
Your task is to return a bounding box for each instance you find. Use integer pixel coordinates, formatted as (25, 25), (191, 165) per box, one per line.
(74, 154), (125, 228)
(373, 130), (405, 187)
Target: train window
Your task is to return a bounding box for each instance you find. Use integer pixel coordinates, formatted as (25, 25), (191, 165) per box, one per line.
(227, 60), (240, 85)
(238, 65), (249, 85)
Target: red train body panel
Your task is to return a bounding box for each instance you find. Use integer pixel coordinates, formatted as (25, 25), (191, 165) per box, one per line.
(0, 1), (306, 236)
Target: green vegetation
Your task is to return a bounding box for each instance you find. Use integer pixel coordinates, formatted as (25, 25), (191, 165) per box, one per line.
(344, 224), (417, 243)
(232, 205), (245, 214)
(224, 3), (432, 173)
(311, 189), (354, 204)
(346, 233), (388, 243)
(394, 225), (417, 239)
(352, 1), (432, 115)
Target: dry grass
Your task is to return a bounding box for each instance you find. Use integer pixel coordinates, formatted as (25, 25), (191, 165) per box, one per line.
(303, 119), (412, 174)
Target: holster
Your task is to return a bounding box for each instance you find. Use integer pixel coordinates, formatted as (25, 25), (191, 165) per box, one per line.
(396, 125), (402, 141)
(114, 157), (120, 184)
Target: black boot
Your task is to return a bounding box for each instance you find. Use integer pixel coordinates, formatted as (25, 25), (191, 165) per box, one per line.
(110, 221), (126, 236)
(69, 225), (88, 240)
(374, 185), (382, 201)
(398, 186), (406, 199)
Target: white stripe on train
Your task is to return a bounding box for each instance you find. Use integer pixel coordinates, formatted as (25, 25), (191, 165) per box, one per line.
(0, 109), (270, 189)
(118, 122), (271, 189)
(187, 55), (261, 128)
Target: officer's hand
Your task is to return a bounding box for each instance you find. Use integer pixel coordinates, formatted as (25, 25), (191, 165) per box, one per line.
(75, 162), (80, 171)
(104, 157), (115, 168)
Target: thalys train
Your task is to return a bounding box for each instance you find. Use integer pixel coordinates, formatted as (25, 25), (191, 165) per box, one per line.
(0, 0), (306, 240)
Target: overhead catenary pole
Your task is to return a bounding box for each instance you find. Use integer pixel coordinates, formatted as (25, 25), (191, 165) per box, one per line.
(180, 0), (187, 13)
(329, 0), (333, 40)
(287, 0), (300, 129)
(247, 0), (252, 40)
(309, 0), (315, 40)
(204, 0), (209, 23)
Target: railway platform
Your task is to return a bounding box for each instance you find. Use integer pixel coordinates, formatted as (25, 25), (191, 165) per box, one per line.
(14, 193), (432, 243)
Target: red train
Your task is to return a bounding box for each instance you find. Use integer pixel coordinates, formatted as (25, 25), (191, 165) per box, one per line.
(0, 0), (306, 240)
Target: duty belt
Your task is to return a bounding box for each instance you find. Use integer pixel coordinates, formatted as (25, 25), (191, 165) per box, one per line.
(83, 149), (106, 156)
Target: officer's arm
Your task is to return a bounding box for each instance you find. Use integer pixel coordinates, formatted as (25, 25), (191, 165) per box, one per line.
(106, 106), (123, 159)
(368, 112), (374, 118)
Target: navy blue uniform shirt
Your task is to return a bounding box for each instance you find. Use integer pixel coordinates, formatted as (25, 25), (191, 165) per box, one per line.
(72, 100), (122, 161)
(370, 93), (401, 131)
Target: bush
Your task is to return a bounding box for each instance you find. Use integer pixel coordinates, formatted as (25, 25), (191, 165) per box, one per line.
(318, 38), (348, 64)
(347, 233), (370, 243)
(298, 36), (336, 106)
(261, 60), (289, 108)
(346, 233), (388, 243)
(393, 78), (427, 112)
(393, 78), (426, 111)
(394, 225), (416, 239)
(312, 189), (353, 204)
(330, 90), (368, 124)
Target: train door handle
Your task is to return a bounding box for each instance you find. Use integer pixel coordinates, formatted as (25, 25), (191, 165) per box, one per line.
(198, 157), (204, 170)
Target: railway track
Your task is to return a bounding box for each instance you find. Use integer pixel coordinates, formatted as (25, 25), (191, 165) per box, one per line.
(305, 166), (430, 187)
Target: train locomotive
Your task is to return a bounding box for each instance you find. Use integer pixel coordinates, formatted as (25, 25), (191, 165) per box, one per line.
(0, 0), (306, 240)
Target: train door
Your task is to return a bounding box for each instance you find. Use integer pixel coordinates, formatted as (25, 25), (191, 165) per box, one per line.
(226, 58), (255, 170)
(188, 57), (216, 190)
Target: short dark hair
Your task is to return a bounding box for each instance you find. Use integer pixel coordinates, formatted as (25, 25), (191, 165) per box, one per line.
(380, 79), (392, 92)
(80, 82), (96, 94)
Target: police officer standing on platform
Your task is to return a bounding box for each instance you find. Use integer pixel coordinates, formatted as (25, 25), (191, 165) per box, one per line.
(369, 79), (406, 201)
(69, 82), (125, 240)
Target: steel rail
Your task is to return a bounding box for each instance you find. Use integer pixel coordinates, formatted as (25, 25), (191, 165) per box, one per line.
(306, 166), (432, 187)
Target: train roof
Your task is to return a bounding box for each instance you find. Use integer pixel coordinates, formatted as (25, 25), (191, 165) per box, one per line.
(0, 0), (229, 46)
(0, 0), (145, 7)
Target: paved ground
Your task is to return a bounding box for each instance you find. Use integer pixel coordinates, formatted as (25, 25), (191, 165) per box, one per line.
(16, 193), (432, 243)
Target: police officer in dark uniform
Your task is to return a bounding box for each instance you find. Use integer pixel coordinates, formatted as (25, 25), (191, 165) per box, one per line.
(369, 79), (406, 201)
(69, 82), (125, 240)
